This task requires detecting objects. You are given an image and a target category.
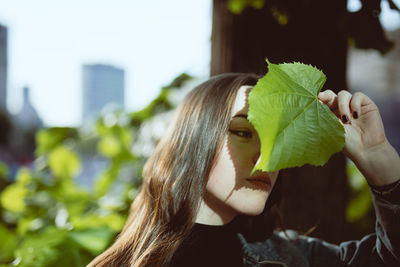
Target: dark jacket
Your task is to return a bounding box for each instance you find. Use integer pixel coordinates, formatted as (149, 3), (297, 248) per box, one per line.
(238, 184), (400, 267)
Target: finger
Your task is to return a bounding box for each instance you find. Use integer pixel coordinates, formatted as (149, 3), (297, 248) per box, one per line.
(318, 90), (338, 110)
(349, 92), (365, 119)
(337, 90), (352, 124)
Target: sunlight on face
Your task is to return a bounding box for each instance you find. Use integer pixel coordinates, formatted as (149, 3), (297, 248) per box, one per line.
(196, 86), (279, 225)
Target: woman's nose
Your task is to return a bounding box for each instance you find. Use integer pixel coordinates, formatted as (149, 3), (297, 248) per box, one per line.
(252, 152), (260, 165)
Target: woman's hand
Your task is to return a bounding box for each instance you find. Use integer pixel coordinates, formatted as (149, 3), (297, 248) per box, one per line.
(318, 90), (400, 186)
(318, 90), (384, 158)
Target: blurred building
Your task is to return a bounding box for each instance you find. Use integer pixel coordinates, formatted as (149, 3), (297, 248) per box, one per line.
(0, 25), (7, 112)
(6, 86), (43, 167)
(82, 64), (125, 125)
(15, 86), (43, 129)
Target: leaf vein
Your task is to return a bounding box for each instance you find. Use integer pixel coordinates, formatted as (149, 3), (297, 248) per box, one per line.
(274, 99), (316, 142)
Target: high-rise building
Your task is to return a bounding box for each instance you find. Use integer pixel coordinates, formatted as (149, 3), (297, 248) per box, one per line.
(82, 64), (125, 124)
(0, 25), (7, 112)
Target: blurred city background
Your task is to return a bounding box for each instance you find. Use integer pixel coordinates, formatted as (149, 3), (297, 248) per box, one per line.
(0, 0), (399, 266)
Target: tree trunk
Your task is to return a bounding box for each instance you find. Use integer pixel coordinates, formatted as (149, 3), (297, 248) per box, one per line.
(211, 0), (349, 243)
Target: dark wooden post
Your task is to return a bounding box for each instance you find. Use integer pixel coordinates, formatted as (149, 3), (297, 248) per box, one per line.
(211, 0), (349, 243)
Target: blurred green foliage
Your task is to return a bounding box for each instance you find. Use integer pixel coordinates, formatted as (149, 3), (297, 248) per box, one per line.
(0, 73), (192, 267)
(345, 159), (375, 238)
(227, 0), (265, 14)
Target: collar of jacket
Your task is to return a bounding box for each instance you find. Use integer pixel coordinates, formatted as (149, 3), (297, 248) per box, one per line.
(237, 231), (309, 267)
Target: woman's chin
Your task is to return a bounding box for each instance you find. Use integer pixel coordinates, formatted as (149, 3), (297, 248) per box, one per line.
(237, 202), (266, 217)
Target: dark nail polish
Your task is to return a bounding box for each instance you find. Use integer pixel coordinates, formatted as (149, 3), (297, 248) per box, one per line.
(342, 115), (348, 123)
(353, 112), (358, 119)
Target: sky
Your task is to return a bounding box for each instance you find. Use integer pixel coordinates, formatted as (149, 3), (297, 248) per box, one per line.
(0, 0), (212, 126)
(0, 0), (399, 127)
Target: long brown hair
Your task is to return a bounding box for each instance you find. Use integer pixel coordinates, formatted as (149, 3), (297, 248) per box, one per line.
(88, 73), (276, 267)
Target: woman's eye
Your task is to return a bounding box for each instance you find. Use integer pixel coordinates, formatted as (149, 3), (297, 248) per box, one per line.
(230, 130), (252, 139)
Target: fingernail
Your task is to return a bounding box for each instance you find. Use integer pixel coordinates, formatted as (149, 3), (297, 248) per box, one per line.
(353, 112), (358, 119)
(342, 115), (348, 123)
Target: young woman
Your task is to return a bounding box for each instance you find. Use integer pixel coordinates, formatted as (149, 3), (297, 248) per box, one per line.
(89, 73), (400, 267)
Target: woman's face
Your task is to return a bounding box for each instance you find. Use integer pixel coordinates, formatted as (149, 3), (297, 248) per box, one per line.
(196, 85), (279, 225)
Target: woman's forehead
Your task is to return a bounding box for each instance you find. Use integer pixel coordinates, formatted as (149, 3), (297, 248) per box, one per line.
(232, 85), (253, 117)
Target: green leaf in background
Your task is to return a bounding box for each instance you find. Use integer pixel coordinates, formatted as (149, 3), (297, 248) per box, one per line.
(248, 59), (345, 172)
(94, 164), (120, 197)
(227, 0), (265, 14)
(0, 184), (28, 213)
(14, 227), (69, 267)
(15, 167), (32, 185)
(0, 168), (31, 213)
(346, 160), (372, 222)
(70, 227), (115, 255)
(98, 135), (121, 157)
(48, 146), (80, 180)
(0, 223), (17, 263)
(71, 213), (125, 232)
(36, 127), (78, 156)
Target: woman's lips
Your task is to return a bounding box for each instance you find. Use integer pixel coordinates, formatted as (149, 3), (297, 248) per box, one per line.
(245, 175), (272, 190)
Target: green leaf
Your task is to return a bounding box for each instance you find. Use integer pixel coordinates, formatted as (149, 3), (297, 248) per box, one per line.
(71, 213), (125, 232)
(36, 127), (77, 156)
(48, 146), (80, 179)
(70, 227), (115, 255)
(347, 180), (372, 222)
(14, 227), (69, 267)
(98, 135), (121, 157)
(227, 0), (265, 14)
(346, 160), (372, 222)
(94, 164), (120, 197)
(248, 59), (345, 172)
(0, 184), (28, 213)
(0, 168), (31, 213)
(16, 167), (32, 185)
(0, 223), (17, 262)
